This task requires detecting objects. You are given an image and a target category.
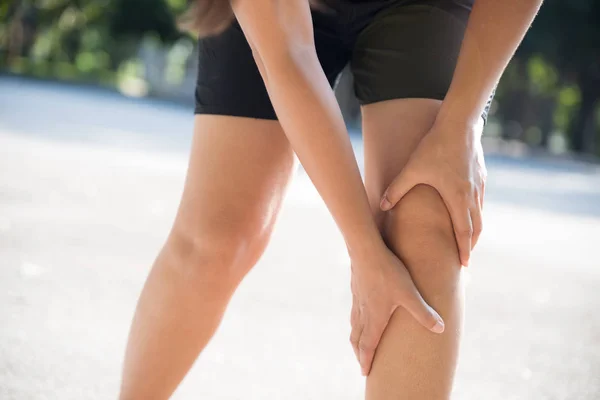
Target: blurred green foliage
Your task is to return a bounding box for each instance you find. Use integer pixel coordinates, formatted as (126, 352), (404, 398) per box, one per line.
(0, 0), (186, 85)
(1, 0), (599, 155)
(499, 0), (600, 154)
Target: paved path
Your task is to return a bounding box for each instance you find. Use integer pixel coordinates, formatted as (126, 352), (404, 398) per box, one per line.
(1, 77), (600, 399)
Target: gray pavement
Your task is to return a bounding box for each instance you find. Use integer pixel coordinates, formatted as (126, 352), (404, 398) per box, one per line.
(1, 77), (600, 399)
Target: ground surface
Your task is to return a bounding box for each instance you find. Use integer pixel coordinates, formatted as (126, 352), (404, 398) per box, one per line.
(1, 77), (600, 399)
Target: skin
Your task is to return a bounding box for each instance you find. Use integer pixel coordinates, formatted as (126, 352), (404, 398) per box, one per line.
(119, 0), (544, 398)
(362, 99), (483, 398)
(119, 116), (296, 399)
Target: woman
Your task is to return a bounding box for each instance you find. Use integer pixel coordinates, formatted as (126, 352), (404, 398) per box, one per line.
(119, 0), (542, 398)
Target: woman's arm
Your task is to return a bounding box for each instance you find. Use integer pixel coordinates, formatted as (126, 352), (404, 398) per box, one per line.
(381, 0), (544, 266)
(232, 0), (383, 257)
(437, 0), (544, 125)
(232, 0), (445, 374)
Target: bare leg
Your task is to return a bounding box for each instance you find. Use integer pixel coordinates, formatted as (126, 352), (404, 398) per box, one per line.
(367, 185), (464, 400)
(119, 115), (295, 400)
(362, 99), (482, 399)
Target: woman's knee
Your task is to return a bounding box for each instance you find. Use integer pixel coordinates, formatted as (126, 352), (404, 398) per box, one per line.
(381, 184), (459, 276)
(385, 184), (453, 233)
(161, 215), (273, 287)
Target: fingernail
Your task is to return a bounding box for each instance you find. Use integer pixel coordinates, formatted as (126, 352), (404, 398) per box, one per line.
(380, 196), (392, 211)
(430, 310), (445, 333)
(432, 319), (445, 334)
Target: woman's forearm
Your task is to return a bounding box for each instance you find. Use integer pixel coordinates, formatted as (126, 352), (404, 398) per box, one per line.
(233, 0), (384, 256)
(263, 50), (384, 255)
(437, 0), (544, 127)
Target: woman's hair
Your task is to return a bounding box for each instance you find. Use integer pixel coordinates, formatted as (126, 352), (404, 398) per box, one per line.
(179, 0), (330, 38)
(178, 1), (234, 38)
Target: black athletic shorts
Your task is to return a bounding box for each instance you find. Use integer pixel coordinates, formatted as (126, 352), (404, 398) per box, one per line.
(194, 0), (493, 122)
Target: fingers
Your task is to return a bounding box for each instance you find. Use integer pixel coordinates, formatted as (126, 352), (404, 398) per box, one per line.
(399, 281), (445, 334)
(380, 171), (416, 211)
(349, 295), (361, 360)
(470, 201), (483, 250)
(480, 181), (486, 210)
(382, 172), (481, 264)
(351, 287), (446, 376)
(357, 312), (391, 376)
(355, 286), (445, 376)
(444, 197), (473, 267)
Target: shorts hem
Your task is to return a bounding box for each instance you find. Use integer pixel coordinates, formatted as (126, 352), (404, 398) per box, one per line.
(358, 92), (447, 105)
(194, 106), (278, 121)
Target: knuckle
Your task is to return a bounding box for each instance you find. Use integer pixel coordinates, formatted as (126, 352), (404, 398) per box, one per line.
(458, 227), (473, 237)
(349, 327), (361, 342)
(466, 180), (476, 193)
(474, 223), (483, 235)
(455, 182), (471, 197)
(358, 340), (374, 352)
(465, 192), (475, 204)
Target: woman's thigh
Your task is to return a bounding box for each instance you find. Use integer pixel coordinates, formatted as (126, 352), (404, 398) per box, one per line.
(361, 98), (441, 216)
(170, 115), (296, 274)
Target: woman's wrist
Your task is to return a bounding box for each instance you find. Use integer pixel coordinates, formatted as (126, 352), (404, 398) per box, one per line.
(434, 104), (484, 144)
(346, 231), (387, 266)
(436, 92), (483, 128)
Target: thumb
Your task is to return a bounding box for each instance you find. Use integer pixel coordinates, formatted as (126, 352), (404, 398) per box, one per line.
(380, 170), (416, 211)
(399, 283), (445, 334)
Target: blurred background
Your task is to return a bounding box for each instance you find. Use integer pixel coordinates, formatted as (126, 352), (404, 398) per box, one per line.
(2, 0), (600, 154)
(1, 1), (599, 399)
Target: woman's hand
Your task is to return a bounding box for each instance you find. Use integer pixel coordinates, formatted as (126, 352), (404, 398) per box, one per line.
(349, 244), (445, 376)
(380, 119), (486, 267)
